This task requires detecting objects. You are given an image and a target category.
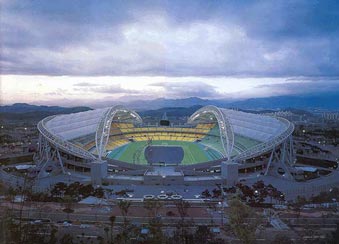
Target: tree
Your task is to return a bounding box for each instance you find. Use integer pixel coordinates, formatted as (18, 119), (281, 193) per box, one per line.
(175, 200), (192, 243)
(97, 235), (105, 244)
(273, 233), (293, 244)
(142, 200), (165, 244)
(237, 184), (254, 203)
(194, 226), (214, 244)
(104, 226), (109, 243)
(144, 199), (163, 217)
(109, 215), (116, 243)
(175, 200), (190, 221)
(79, 184), (94, 198)
(171, 221), (194, 244)
(6, 186), (17, 213)
(229, 198), (262, 244)
(252, 180), (268, 204)
(117, 199), (131, 243)
(94, 187), (105, 198)
(49, 226), (58, 244)
(266, 184), (278, 204)
(65, 181), (81, 198)
(117, 200), (131, 224)
(7, 186), (16, 203)
(5, 219), (21, 243)
(63, 195), (74, 220)
(295, 195), (307, 223)
(328, 222), (339, 244)
(148, 217), (165, 244)
(51, 182), (67, 198)
(18, 173), (33, 243)
(60, 233), (74, 244)
(21, 223), (47, 244)
(202, 189), (211, 198)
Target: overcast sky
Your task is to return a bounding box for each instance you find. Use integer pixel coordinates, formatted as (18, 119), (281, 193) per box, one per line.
(1, 0), (339, 107)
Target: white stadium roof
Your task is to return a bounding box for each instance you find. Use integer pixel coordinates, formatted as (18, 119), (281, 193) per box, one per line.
(223, 109), (288, 142)
(38, 105), (294, 162)
(45, 108), (110, 140)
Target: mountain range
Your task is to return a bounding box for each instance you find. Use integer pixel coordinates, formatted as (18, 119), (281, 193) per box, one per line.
(1, 93), (338, 118)
(0, 103), (92, 113)
(124, 93), (339, 111)
(0, 103), (92, 121)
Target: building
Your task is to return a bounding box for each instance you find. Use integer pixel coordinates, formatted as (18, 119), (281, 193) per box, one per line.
(32, 105), (295, 187)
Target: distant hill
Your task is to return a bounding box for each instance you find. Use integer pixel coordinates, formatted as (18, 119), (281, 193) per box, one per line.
(1, 91), (337, 122)
(125, 93), (339, 111)
(125, 97), (222, 110)
(139, 106), (315, 119)
(139, 105), (203, 118)
(227, 93), (339, 110)
(0, 103), (92, 113)
(0, 103), (92, 122)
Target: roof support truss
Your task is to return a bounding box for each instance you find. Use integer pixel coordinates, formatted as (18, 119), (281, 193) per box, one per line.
(95, 105), (142, 160)
(188, 105), (234, 160)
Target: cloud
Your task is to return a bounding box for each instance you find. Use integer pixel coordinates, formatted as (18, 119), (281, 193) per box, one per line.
(74, 80), (224, 99)
(285, 76), (339, 81)
(1, 1), (339, 77)
(44, 88), (73, 97)
(74, 83), (144, 95)
(94, 84), (143, 94)
(150, 81), (221, 98)
(73, 82), (100, 87)
(254, 79), (339, 96)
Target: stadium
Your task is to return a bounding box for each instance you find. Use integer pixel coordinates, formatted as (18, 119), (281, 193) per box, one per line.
(35, 105), (295, 186)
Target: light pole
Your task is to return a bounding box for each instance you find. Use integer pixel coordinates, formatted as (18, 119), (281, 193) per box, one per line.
(67, 172), (71, 185)
(220, 185), (226, 227)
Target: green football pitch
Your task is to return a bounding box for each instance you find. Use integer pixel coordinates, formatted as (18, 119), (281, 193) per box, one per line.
(106, 140), (222, 165)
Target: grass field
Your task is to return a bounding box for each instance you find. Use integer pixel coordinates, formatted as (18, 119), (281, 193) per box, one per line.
(106, 140), (222, 165)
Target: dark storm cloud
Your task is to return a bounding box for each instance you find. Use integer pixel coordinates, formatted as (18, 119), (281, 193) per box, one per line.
(1, 0), (339, 77)
(286, 76), (339, 81)
(255, 79), (339, 95)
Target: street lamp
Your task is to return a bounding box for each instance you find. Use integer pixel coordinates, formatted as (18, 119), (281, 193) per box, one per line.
(67, 172), (71, 184)
(220, 186), (226, 227)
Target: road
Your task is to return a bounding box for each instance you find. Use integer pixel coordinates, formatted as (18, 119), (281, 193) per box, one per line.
(8, 208), (226, 226)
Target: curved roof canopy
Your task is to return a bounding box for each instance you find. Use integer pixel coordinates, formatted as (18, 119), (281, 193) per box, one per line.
(40, 105), (142, 160)
(222, 108), (289, 142)
(188, 106), (293, 161)
(188, 105), (234, 160)
(95, 105), (142, 159)
(39, 104), (293, 163)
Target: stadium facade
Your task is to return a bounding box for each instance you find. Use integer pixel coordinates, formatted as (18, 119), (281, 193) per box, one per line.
(35, 105), (296, 186)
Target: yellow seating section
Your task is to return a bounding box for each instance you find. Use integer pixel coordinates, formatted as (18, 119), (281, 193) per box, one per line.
(106, 139), (129, 150)
(114, 123), (214, 135)
(196, 123), (215, 129)
(119, 132), (201, 142)
(104, 122), (216, 150)
(83, 141), (96, 150)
